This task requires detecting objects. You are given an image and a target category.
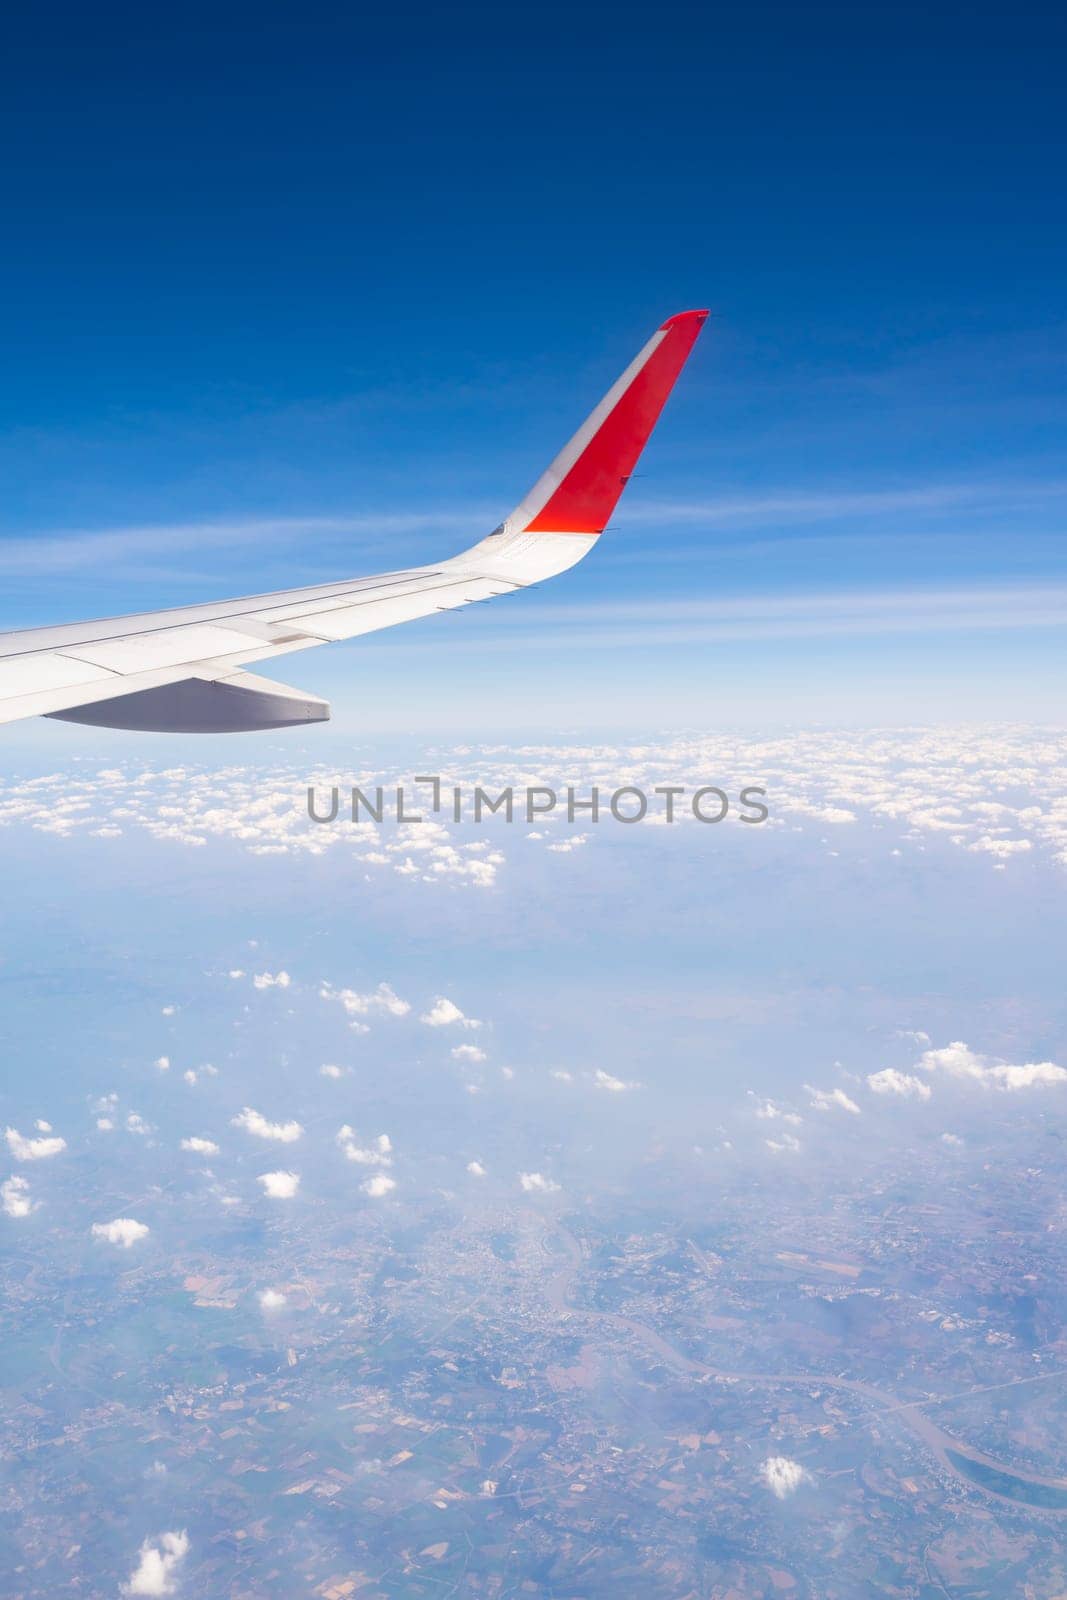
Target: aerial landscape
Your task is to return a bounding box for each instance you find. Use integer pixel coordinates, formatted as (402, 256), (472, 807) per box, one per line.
(2, 2), (1066, 1596)
(4, 727), (1067, 1595)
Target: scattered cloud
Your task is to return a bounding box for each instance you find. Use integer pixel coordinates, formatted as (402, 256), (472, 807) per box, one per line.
(919, 1040), (1067, 1092)
(451, 1043), (487, 1064)
(749, 1095), (802, 1125)
(467, 1160), (486, 1177)
(123, 1530), (189, 1596)
(258, 1170), (300, 1199)
(867, 1068), (932, 1101)
(320, 981), (410, 1019)
(180, 1136), (220, 1155)
(258, 1288), (287, 1311)
(940, 1132), (964, 1146)
(1, 1175), (34, 1218)
(5, 1126), (66, 1161)
(519, 1171), (561, 1194)
(759, 1457), (813, 1499)
(593, 1068), (639, 1093)
(319, 1063), (346, 1079)
(336, 1127), (392, 1166)
(420, 996), (482, 1029)
(252, 970), (291, 990)
(362, 1174), (397, 1198)
(92, 1217), (150, 1248)
(765, 1133), (802, 1154)
(155, 1056), (170, 1072)
(805, 1084), (861, 1115)
(232, 1107), (303, 1142)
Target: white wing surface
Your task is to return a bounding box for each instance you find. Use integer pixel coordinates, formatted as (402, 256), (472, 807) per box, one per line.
(0, 310), (707, 732)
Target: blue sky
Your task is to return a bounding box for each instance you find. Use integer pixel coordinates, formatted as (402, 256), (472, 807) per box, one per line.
(1, 2), (1065, 735)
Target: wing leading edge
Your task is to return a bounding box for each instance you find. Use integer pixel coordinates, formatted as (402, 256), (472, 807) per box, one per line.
(0, 310), (708, 732)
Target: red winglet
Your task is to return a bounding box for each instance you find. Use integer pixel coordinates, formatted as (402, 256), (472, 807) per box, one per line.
(523, 310), (709, 535)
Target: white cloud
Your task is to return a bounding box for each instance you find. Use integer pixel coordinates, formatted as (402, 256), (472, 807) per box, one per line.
(320, 981), (409, 1019)
(126, 1112), (153, 1136)
(451, 1044), (486, 1063)
(92, 1217), (150, 1248)
(258, 1170), (300, 1199)
(319, 1063), (345, 1079)
(155, 1056), (171, 1072)
(467, 1160), (486, 1177)
(124, 1530), (189, 1596)
(231, 1107), (303, 1143)
(551, 1070), (573, 1083)
(362, 1173), (396, 1198)
(919, 1040), (1067, 1092)
(180, 1136), (219, 1156)
(34, 1119), (52, 1132)
(765, 1133), (802, 1154)
(940, 1132), (964, 1146)
(5, 1126), (66, 1161)
(258, 1288), (287, 1311)
(519, 1171), (560, 1194)
(161, 1005), (176, 1017)
(420, 996), (482, 1029)
(96, 1117), (114, 1131)
(805, 1084), (861, 1115)
(2, 1175), (34, 1218)
(748, 1095), (802, 1125)
(228, 969), (245, 979)
(252, 970), (291, 990)
(759, 1457), (813, 1499)
(867, 1068), (932, 1101)
(593, 1068), (639, 1093)
(336, 1126), (393, 1166)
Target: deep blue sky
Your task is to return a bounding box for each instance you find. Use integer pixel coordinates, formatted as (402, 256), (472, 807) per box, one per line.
(1, 1), (1065, 733)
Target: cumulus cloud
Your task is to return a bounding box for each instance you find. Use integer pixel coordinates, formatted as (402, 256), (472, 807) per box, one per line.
(336, 1127), (393, 1166)
(805, 1084), (861, 1115)
(362, 1173), (397, 1198)
(258, 1170), (300, 1199)
(155, 1056), (170, 1072)
(231, 1107), (303, 1142)
(319, 1063), (345, 1079)
(593, 1068), (639, 1093)
(748, 1095), (802, 1125)
(320, 981), (409, 1019)
(5, 1126), (66, 1161)
(519, 1171), (560, 1194)
(759, 1457), (813, 1499)
(867, 1068), (932, 1101)
(126, 1112), (153, 1136)
(420, 996), (482, 1029)
(2, 1175), (34, 1218)
(92, 1217), (150, 1248)
(919, 1040), (1067, 1092)
(451, 1044), (486, 1063)
(765, 1133), (802, 1154)
(124, 1530), (189, 1596)
(258, 1288), (287, 1310)
(467, 1160), (486, 1177)
(940, 1132), (964, 1146)
(180, 1136), (219, 1155)
(34, 1119), (52, 1132)
(252, 970), (291, 990)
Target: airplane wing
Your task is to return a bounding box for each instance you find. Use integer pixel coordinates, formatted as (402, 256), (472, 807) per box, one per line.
(0, 310), (708, 732)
